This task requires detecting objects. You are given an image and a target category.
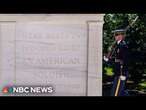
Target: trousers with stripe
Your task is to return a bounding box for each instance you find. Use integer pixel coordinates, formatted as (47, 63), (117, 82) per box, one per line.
(111, 62), (128, 96)
(111, 76), (126, 96)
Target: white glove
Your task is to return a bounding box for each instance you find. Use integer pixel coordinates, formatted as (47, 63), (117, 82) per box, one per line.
(120, 75), (126, 80)
(104, 56), (109, 62)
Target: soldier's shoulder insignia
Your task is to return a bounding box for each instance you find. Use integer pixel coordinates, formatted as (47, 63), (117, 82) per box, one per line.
(119, 41), (128, 49)
(121, 41), (126, 45)
(122, 41), (128, 48)
(120, 41), (127, 46)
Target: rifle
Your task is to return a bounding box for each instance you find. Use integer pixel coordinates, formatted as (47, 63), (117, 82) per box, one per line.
(125, 16), (139, 32)
(106, 42), (117, 60)
(104, 16), (139, 61)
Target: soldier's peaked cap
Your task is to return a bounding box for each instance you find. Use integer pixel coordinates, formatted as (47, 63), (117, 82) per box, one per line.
(112, 29), (126, 33)
(112, 29), (126, 36)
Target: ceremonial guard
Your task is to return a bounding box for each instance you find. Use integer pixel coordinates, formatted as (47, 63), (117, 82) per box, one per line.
(104, 29), (129, 96)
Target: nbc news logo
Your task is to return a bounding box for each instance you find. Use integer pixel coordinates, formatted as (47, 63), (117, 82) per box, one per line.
(2, 85), (54, 94)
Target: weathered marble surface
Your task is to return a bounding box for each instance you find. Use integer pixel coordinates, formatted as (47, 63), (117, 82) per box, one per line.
(0, 14), (104, 96)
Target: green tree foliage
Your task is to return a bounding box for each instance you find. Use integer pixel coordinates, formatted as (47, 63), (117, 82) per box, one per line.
(103, 14), (146, 90)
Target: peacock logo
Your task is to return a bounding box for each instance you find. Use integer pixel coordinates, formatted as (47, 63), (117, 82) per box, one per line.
(2, 87), (9, 93)
(2, 86), (13, 93)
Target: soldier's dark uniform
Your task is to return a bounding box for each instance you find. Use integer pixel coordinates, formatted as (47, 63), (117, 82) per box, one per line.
(110, 29), (129, 96)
